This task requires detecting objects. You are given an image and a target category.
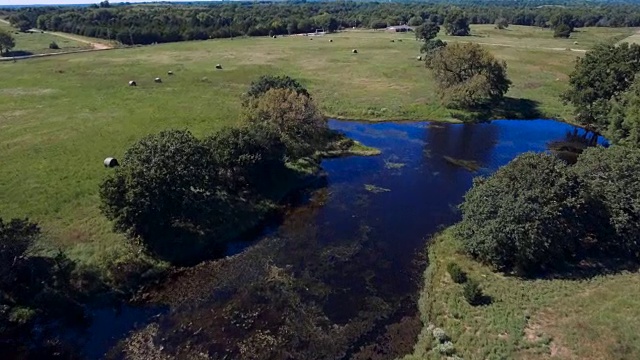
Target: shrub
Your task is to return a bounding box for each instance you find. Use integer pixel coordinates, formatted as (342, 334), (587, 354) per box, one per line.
(554, 24), (572, 38)
(436, 341), (455, 355)
(446, 262), (467, 283)
(49, 41), (59, 49)
(456, 153), (588, 275)
(245, 74), (310, 101)
(463, 278), (483, 306)
(432, 327), (449, 343)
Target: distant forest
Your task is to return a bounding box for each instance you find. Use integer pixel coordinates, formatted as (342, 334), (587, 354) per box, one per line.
(6, 0), (640, 45)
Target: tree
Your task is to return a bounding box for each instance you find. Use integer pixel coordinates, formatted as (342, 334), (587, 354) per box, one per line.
(407, 16), (423, 27)
(456, 153), (589, 275)
(99, 130), (225, 263)
(573, 146), (640, 255)
(245, 74), (310, 101)
(495, 17), (509, 29)
(444, 9), (470, 36)
(428, 43), (511, 108)
(415, 21), (439, 41)
(607, 78), (640, 147)
(244, 88), (327, 159)
(553, 23), (572, 38)
(562, 43), (640, 131)
(0, 30), (16, 56)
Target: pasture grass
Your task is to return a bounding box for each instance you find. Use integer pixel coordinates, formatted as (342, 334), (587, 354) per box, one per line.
(0, 25), (629, 269)
(0, 21), (91, 56)
(403, 230), (640, 360)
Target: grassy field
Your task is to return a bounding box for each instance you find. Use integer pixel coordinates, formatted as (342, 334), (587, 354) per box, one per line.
(403, 230), (640, 360)
(0, 21), (92, 56)
(0, 24), (632, 269)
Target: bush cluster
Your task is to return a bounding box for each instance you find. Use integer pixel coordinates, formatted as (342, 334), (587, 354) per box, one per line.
(456, 147), (640, 276)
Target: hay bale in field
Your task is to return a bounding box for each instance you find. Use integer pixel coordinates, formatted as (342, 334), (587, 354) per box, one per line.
(104, 157), (119, 168)
(154, 77), (162, 83)
(310, 38), (313, 40)
(216, 64), (222, 69)
(168, 71), (173, 75)
(573, 41), (579, 45)
(398, 39), (402, 42)
(390, 39), (395, 42)
(329, 39), (333, 42)
(128, 80), (137, 86)
(273, 35), (277, 39)
(417, 56), (422, 61)
(352, 49), (358, 53)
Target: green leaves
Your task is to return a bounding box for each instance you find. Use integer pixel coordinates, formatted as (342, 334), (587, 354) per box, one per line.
(428, 43), (511, 109)
(456, 153), (587, 275)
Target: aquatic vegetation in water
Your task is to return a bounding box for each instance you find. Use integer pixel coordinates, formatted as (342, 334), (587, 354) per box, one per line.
(442, 156), (482, 172)
(364, 184), (391, 193)
(384, 159), (406, 170)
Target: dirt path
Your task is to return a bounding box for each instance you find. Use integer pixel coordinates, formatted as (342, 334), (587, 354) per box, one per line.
(0, 18), (112, 50)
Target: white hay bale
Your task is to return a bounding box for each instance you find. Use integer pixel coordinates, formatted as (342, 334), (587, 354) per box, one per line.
(216, 64), (222, 69)
(104, 157), (119, 168)
(329, 39), (333, 42)
(352, 49), (358, 53)
(128, 80), (136, 86)
(168, 71), (173, 75)
(154, 77), (162, 83)
(417, 56), (422, 61)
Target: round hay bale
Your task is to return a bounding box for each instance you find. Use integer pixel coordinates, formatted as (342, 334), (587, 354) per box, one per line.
(201, 76), (209, 82)
(573, 41), (579, 45)
(215, 64), (222, 69)
(390, 39), (395, 42)
(329, 39), (333, 42)
(168, 71), (173, 75)
(104, 157), (119, 168)
(128, 80), (137, 86)
(310, 38), (313, 40)
(273, 35), (277, 39)
(352, 49), (358, 54)
(154, 77), (162, 83)
(417, 56), (422, 61)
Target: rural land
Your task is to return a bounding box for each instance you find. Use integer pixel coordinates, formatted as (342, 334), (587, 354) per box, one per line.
(1, 1), (640, 359)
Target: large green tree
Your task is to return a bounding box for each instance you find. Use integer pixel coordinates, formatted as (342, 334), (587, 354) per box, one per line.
(573, 146), (640, 255)
(245, 74), (310, 101)
(428, 42), (511, 108)
(0, 30), (15, 56)
(444, 8), (470, 36)
(607, 78), (640, 148)
(456, 153), (588, 275)
(562, 43), (640, 132)
(99, 130), (226, 263)
(244, 88), (327, 158)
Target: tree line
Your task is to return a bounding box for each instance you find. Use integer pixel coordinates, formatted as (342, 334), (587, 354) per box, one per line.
(7, 0), (640, 44)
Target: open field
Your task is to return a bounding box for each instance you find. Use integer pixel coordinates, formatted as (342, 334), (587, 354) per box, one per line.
(0, 21), (93, 56)
(0, 24), (630, 268)
(403, 230), (640, 360)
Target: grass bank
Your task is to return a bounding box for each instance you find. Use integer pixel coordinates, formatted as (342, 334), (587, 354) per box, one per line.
(403, 230), (640, 360)
(0, 21), (92, 56)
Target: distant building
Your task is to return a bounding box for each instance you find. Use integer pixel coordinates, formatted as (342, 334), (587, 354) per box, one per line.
(386, 25), (413, 32)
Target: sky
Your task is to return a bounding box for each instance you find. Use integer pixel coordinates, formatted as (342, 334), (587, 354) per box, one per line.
(1, 0), (202, 5)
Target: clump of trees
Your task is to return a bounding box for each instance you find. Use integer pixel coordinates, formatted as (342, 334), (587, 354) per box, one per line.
(0, 30), (15, 56)
(100, 76), (330, 264)
(10, 1), (640, 45)
(0, 218), (82, 357)
(456, 147), (640, 276)
(494, 17), (508, 30)
(563, 43), (640, 142)
(427, 43), (511, 109)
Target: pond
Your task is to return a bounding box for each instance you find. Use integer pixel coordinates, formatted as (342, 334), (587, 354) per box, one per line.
(95, 119), (605, 359)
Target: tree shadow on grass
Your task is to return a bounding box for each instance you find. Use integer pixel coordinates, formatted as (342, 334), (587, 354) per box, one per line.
(4, 50), (34, 57)
(454, 97), (544, 123)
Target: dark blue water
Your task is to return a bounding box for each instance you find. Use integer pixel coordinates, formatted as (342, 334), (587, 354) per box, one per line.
(91, 119), (603, 359)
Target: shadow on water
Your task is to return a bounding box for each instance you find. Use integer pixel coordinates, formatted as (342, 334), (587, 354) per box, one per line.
(98, 119), (605, 360)
(454, 97), (544, 123)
